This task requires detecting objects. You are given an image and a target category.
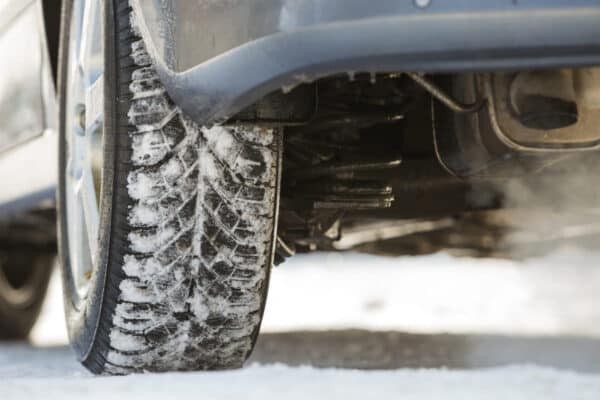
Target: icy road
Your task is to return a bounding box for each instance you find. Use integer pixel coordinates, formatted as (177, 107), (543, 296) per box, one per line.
(3, 250), (600, 399)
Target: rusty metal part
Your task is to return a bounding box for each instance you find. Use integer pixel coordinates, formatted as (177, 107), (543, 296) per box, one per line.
(485, 68), (600, 150)
(574, 67), (600, 110)
(407, 72), (486, 114)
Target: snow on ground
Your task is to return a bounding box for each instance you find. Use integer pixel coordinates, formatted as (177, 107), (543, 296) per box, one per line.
(2, 359), (600, 400)
(262, 249), (600, 337)
(7, 248), (600, 399)
(31, 247), (600, 345)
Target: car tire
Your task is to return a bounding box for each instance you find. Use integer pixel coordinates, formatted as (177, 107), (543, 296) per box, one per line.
(58, 0), (281, 374)
(0, 250), (53, 340)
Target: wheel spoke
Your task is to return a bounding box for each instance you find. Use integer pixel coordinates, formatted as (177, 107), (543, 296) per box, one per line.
(72, 1), (85, 75)
(76, 167), (99, 263)
(78, 1), (92, 76)
(80, 1), (103, 86)
(73, 194), (90, 275)
(65, 0), (105, 298)
(85, 74), (104, 131)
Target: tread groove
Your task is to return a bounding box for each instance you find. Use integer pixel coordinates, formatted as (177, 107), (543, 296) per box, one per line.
(77, 0), (281, 375)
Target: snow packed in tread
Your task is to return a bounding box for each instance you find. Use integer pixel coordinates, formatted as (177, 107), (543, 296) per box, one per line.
(102, 5), (279, 374)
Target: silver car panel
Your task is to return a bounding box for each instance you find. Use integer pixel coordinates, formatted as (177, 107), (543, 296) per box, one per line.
(131, 0), (600, 124)
(0, 0), (57, 215)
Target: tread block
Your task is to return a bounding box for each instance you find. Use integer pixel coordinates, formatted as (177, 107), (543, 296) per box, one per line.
(96, 10), (280, 374)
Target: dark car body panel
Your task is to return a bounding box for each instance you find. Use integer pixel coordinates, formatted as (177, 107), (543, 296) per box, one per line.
(131, 0), (600, 124)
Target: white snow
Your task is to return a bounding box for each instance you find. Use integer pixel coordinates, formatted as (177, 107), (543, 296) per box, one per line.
(118, 279), (156, 303)
(127, 169), (160, 200)
(122, 255), (162, 277)
(18, 248), (600, 399)
(109, 330), (146, 353)
(262, 249), (600, 337)
(2, 360), (600, 400)
(202, 126), (236, 162)
(31, 247), (600, 344)
(188, 287), (210, 320)
(130, 131), (169, 166)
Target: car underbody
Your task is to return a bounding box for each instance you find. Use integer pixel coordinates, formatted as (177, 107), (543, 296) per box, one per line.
(4, 0), (600, 262)
(242, 69), (600, 261)
(111, 0), (600, 262)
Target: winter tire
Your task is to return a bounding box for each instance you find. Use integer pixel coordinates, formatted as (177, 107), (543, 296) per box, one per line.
(58, 0), (281, 374)
(0, 250), (53, 340)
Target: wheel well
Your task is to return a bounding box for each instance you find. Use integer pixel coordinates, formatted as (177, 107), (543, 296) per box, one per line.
(42, 0), (62, 83)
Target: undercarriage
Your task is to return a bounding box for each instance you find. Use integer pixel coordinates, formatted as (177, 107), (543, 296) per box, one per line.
(240, 68), (600, 261)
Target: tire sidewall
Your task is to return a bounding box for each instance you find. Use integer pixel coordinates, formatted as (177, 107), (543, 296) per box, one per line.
(58, 0), (280, 372)
(58, 0), (118, 361)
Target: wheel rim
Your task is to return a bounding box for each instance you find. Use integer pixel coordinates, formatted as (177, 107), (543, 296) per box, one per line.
(64, 0), (105, 299)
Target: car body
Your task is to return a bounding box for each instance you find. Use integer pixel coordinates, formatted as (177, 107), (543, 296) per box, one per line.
(132, 0), (600, 122)
(2, 0), (599, 223)
(1, 0), (600, 372)
(0, 0), (58, 218)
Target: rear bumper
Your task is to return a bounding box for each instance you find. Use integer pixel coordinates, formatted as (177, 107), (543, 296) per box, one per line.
(131, 0), (600, 123)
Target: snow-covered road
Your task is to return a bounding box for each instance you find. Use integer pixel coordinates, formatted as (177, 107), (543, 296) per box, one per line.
(4, 249), (600, 398)
(3, 345), (600, 400)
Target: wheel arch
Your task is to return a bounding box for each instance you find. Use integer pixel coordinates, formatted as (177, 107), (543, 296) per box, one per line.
(130, 0), (600, 125)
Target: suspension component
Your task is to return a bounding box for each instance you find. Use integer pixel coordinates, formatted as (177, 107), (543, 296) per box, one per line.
(276, 74), (409, 263)
(274, 236), (296, 266)
(407, 72), (486, 114)
(288, 159), (402, 181)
